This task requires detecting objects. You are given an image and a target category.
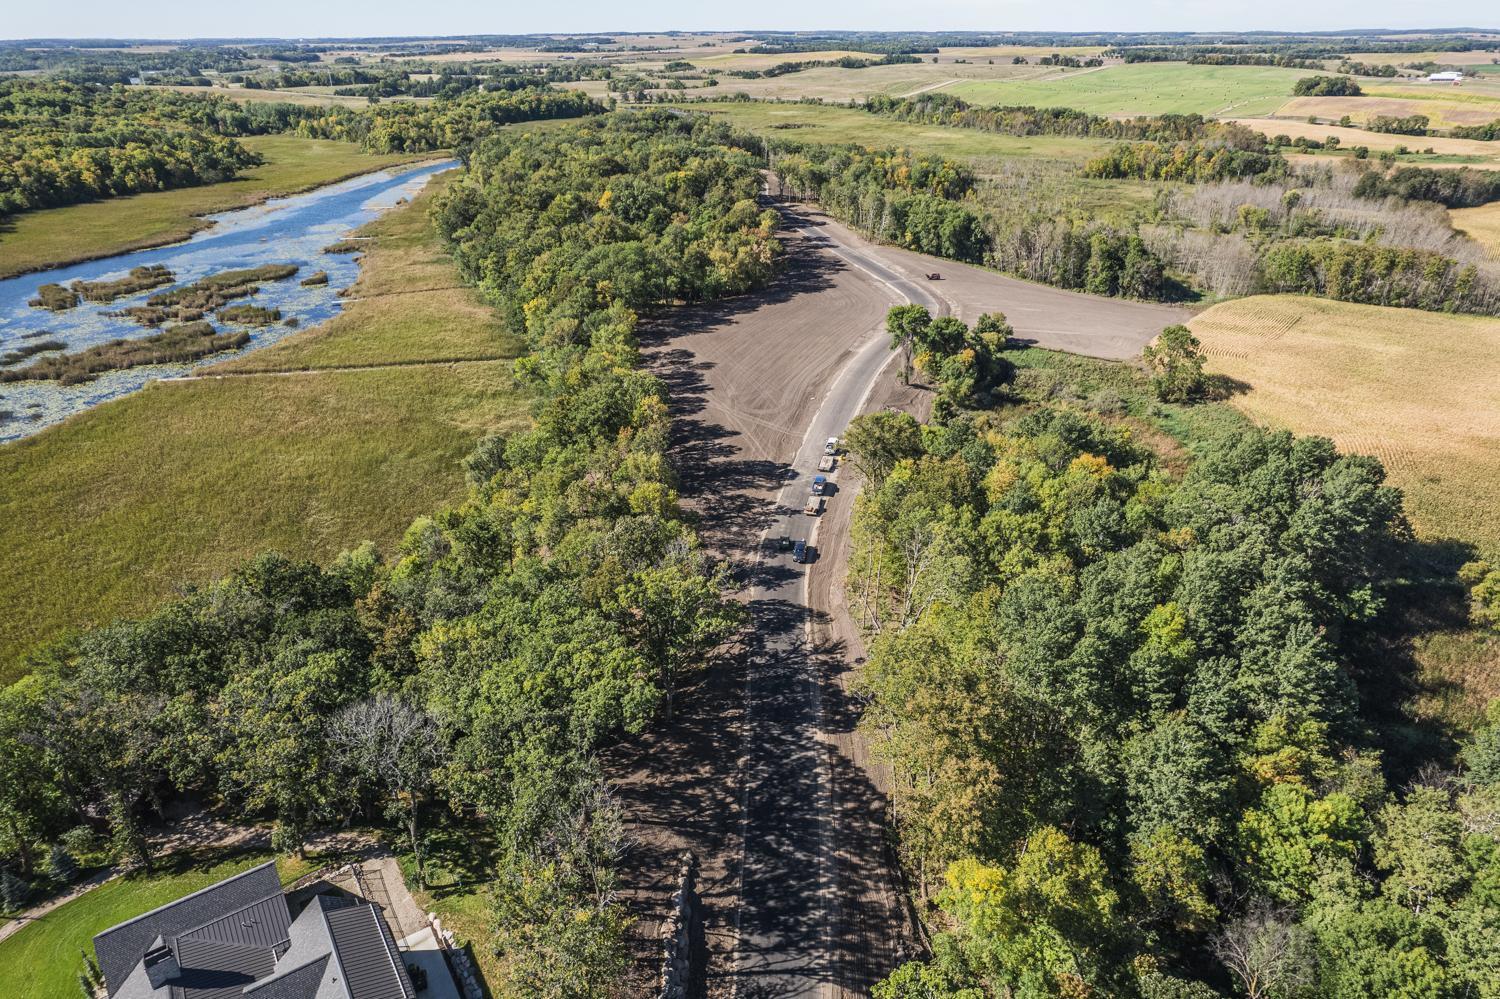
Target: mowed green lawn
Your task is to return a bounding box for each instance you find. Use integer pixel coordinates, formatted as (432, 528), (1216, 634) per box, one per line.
(665, 101), (1113, 162)
(0, 179), (529, 678)
(0, 851), (286, 999)
(943, 63), (1311, 118)
(0, 135), (431, 279)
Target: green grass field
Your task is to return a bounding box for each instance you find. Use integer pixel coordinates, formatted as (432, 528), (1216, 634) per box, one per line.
(0, 850), (292, 999)
(943, 63), (1311, 117)
(666, 101), (1113, 163)
(0, 178), (530, 678)
(0, 136), (431, 279)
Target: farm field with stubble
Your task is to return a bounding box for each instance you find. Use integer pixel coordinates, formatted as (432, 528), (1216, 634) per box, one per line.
(1190, 294), (1500, 558)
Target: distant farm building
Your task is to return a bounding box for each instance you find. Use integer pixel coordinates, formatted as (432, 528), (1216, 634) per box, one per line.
(1427, 71), (1464, 83)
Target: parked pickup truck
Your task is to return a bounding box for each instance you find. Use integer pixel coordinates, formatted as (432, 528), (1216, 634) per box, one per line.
(804, 496), (824, 516)
(792, 539), (809, 563)
(817, 455), (836, 472)
(824, 436), (839, 456)
(812, 475), (828, 496)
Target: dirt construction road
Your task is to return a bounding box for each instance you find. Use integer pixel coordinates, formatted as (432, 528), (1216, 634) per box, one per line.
(607, 207), (1189, 998)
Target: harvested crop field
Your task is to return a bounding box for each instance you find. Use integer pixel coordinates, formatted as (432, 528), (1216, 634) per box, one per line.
(1277, 93), (1500, 129)
(1232, 117), (1500, 165)
(1189, 295), (1500, 557)
(1451, 202), (1500, 258)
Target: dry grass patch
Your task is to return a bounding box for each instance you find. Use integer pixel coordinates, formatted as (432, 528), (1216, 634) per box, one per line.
(1451, 202), (1500, 258)
(1277, 92), (1500, 129)
(1189, 295), (1500, 558)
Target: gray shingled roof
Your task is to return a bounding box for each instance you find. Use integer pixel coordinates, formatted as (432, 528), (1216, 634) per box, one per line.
(240, 956), (331, 999)
(94, 862), (288, 996)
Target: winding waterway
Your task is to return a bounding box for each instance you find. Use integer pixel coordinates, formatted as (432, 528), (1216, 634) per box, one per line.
(0, 159), (457, 443)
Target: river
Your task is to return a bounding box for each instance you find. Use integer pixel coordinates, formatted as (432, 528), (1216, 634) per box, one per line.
(0, 159), (457, 443)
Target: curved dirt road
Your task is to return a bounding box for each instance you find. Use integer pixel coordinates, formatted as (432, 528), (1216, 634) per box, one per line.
(610, 205), (1190, 998)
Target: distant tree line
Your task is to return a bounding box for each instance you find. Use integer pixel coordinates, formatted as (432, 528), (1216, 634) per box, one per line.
(1259, 240), (1498, 313)
(864, 93), (1270, 146)
(1449, 120), (1500, 141)
(1366, 114), (1432, 136)
(1353, 165), (1500, 208)
(288, 87), (601, 153)
(0, 80), (603, 216)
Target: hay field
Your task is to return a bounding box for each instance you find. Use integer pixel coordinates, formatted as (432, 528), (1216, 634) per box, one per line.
(1189, 295), (1500, 558)
(1277, 94), (1500, 130)
(1344, 50), (1500, 66)
(1450, 202), (1500, 258)
(943, 63), (1309, 117)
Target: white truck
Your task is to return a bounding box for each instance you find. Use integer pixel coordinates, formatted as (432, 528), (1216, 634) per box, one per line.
(817, 455), (836, 472)
(824, 436), (839, 456)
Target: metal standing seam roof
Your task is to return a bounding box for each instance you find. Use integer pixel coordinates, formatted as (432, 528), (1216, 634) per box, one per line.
(323, 902), (415, 999)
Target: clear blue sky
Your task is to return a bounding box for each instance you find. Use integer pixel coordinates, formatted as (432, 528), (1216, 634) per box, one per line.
(3, 0), (1496, 40)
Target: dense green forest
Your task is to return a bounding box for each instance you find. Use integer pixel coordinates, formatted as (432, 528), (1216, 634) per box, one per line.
(0, 111), (777, 994)
(842, 356), (1500, 998)
(0, 79), (600, 216)
(0, 81), (263, 214)
(289, 86), (601, 153)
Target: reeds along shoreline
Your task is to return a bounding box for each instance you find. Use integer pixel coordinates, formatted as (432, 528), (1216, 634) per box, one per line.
(0, 322), (250, 386)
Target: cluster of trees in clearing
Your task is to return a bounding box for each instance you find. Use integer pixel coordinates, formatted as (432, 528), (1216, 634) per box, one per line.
(841, 392), (1500, 998)
(769, 141), (991, 262)
(1083, 141), (1289, 185)
(0, 112), (778, 995)
(884, 305), (1016, 415)
(1293, 75), (1364, 97)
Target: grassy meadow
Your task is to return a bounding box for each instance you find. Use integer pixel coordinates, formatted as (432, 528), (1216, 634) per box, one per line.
(942, 63), (1311, 117)
(0, 178), (529, 678)
(0, 136), (431, 279)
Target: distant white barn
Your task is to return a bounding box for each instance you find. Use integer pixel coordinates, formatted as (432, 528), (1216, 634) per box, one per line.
(1427, 71), (1464, 83)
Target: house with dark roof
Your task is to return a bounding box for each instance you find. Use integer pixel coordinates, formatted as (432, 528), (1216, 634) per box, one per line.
(93, 861), (417, 999)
